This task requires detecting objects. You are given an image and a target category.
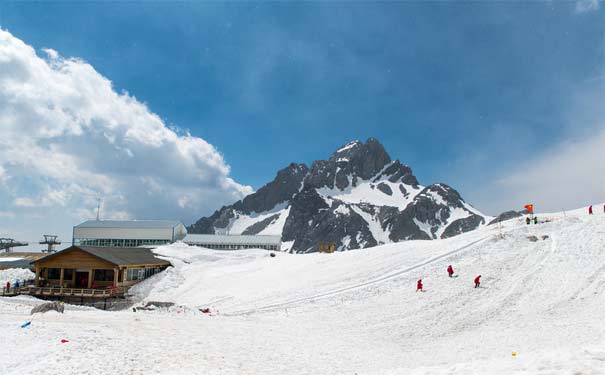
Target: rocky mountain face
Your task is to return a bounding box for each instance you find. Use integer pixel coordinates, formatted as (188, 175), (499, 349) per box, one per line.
(188, 138), (488, 253)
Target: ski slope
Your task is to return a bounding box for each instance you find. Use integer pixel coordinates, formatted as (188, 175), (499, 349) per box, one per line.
(2, 207), (605, 374)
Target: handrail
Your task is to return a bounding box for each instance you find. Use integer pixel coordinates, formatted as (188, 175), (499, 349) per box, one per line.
(6, 286), (129, 298)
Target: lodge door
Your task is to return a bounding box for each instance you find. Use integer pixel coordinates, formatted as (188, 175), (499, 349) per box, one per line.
(75, 272), (89, 288)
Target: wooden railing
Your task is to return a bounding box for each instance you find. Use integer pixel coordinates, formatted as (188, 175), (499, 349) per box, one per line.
(3, 286), (129, 298)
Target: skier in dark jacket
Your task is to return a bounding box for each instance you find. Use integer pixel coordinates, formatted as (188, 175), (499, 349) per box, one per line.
(474, 275), (481, 288)
(447, 265), (454, 278)
(416, 279), (423, 292)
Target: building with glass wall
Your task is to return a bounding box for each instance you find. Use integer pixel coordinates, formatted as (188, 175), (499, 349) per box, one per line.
(73, 220), (187, 248)
(183, 234), (281, 251)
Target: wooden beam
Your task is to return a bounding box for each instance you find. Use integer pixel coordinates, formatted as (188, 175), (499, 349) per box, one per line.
(35, 267), (40, 287)
(87, 269), (93, 289)
(59, 268), (64, 288)
(113, 268), (118, 286)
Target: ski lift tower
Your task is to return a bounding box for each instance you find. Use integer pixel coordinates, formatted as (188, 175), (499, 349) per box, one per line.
(0, 238), (28, 253)
(40, 235), (61, 253)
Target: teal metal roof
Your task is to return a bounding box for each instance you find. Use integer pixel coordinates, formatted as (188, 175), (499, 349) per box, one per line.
(75, 220), (183, 230)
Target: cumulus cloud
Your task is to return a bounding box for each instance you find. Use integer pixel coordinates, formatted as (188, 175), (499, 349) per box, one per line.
(0, 29), (252, 245)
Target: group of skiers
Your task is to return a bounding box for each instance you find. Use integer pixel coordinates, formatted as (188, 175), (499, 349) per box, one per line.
(588, 205), (605, 215)
(416, 265), (481, 292)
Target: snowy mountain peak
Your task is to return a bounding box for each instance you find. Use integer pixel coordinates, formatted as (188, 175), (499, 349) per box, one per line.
(189, 138), (487, 252)
(334, 139), (362, 154)
(305, 138), (395, 192)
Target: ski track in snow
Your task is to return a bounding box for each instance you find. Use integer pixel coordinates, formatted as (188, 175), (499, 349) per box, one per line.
(225, 235), (491, 316)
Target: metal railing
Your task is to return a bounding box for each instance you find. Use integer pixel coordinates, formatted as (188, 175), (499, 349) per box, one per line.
(2, 286), (129, 298)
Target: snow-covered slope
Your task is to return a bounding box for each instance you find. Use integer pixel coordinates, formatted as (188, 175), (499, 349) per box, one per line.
(190, 138), (490, 252)
(0, 268), (34, 284)
(3, 207), (604, 374)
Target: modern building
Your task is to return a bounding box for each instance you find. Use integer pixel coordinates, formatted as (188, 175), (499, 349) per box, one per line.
(184, 234), (281, 251)
(73, 220), (187, 248)
(32, 245), (171, 289)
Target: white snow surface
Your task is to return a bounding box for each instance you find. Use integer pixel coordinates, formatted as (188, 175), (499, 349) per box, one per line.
(2, 207), (605, 374)
(335, 140), (361, 153)
(317, 179), (422, 209)
(0, 268), (35, 284)
(216, 202), (289, 235)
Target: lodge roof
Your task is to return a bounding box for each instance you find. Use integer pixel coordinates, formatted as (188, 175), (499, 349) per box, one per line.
(32, 246), (171, 267)
(74, 220), (183, 230)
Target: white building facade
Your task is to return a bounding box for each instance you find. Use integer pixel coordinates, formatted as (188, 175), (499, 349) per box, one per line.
(73, 220), (187, 248)
(184, 234), (281, 251)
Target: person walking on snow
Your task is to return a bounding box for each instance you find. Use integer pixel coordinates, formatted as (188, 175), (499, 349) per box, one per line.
(447, 265), (454, 277)
(589, 205), (593, 215)
(416, 279), (423, 292)
(474, 275), (481, 288)
(5, 281), (10, 292)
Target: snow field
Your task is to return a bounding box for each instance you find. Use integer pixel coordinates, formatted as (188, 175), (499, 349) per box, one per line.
(1, 208), (605, 374)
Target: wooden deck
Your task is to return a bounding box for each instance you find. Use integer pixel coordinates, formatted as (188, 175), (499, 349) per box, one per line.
(2, 286), (129, 298)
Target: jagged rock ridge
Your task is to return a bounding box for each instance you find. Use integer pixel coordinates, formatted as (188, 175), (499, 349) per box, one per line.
(188, 138), (488, 253)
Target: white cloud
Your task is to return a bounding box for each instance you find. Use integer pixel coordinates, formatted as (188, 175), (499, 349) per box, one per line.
(0, 165), (7, 185)
(0, 29), (252, 246)
(487, 129), (605, 214)
(575, 0), (600, 13)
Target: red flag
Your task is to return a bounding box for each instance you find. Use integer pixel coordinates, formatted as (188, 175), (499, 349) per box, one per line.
(524, 204), (533, 214)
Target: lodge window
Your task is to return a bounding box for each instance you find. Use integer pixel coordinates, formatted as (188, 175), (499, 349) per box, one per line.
(125, 267), (160, 281)
(47, 268), (61, 280)
(126, 268), (141, 281)
(93, 269), (115, 282)
(63, 269), (74, 280)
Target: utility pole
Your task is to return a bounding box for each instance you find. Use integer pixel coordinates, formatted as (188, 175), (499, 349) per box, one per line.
(40, 235), (61, 253)
(0, 238), (28, 253)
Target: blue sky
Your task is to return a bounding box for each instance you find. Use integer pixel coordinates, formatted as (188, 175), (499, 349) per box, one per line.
(0, 1), (603, 230)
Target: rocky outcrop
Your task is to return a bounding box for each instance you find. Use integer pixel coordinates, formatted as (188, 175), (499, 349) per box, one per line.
(488, 210), (524, 225)
(189, 138), (487, 252)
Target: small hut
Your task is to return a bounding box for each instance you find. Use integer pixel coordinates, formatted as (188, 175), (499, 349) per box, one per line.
(319, 242), (336, 253)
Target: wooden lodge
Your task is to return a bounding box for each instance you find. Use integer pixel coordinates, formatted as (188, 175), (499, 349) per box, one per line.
(31, 245), (171, 293)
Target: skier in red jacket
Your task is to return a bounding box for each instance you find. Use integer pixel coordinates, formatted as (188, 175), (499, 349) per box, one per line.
(416, 279), (423, 292)
(474, 275), (481, 288)
(447, 265), (454, 278)
(589, 205), (593, 215)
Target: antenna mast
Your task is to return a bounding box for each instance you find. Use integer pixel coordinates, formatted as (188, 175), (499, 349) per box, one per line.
(96, 198), (102, 221)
